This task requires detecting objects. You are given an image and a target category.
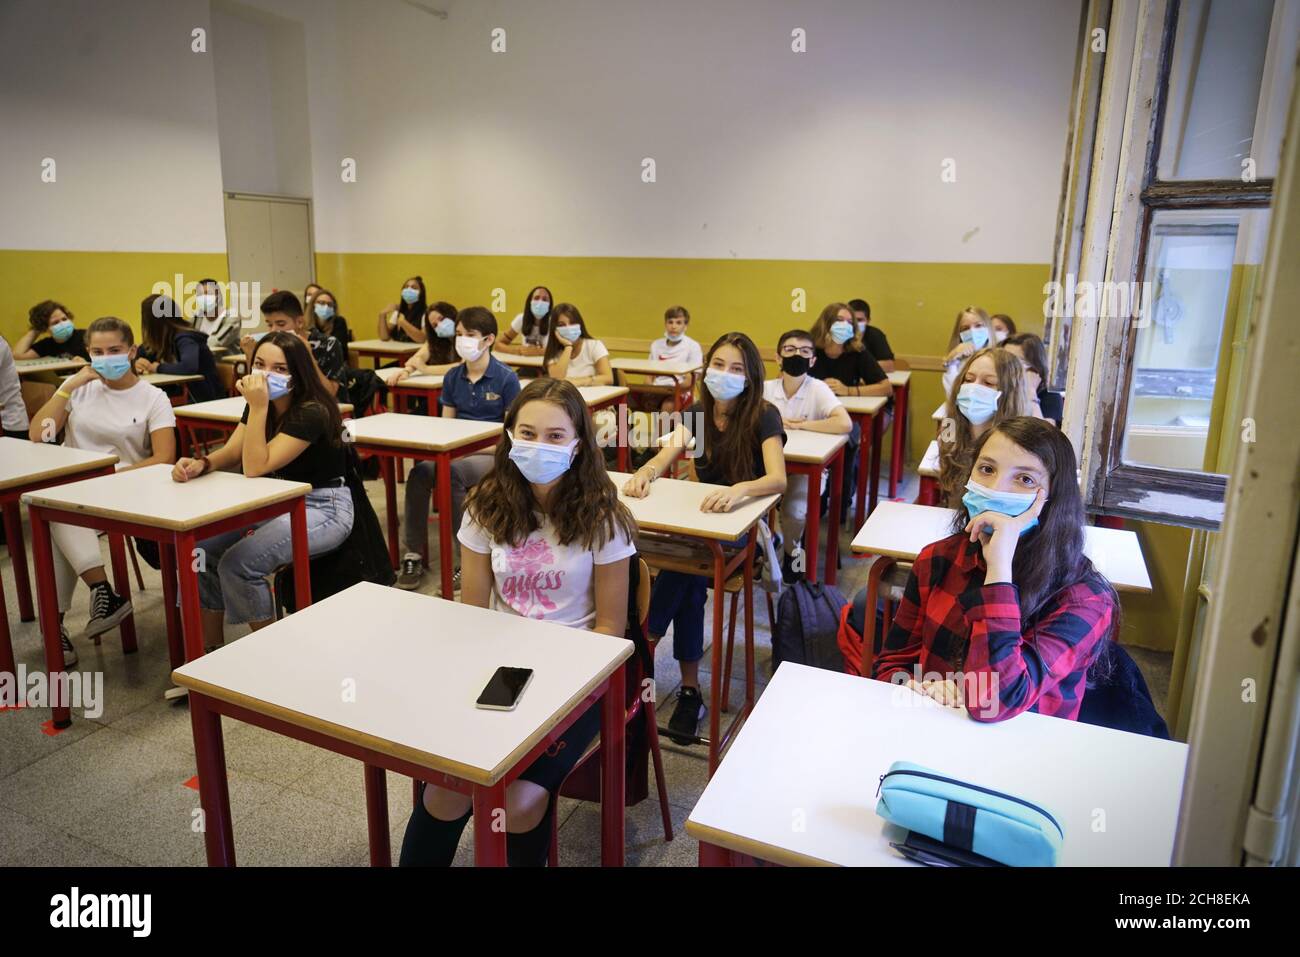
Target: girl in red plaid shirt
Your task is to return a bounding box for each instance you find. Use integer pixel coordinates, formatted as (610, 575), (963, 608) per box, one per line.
(874, 417), (1118, 722)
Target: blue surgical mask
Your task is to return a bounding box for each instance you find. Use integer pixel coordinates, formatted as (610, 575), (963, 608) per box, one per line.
(960, 326), (991, 350)
(400, 287), (420, 304)
(509, 435), (577, 485)
(434, 317), (455, 338)
(314, 302), (335, 321)
(955, 382), (1000, 425)
(51, 320), (75, 343)
(962, 480), (1040, 536)
(704, 369), (747, 401)
(665, 332), (683, 344)
(556, 324), (582, 344)
(266, 371), (292, 400)
(91, 354), (131, 381)
(830, 320), (855, 344)
(196, 294), (217, 314)
(530, 299), (549, 319)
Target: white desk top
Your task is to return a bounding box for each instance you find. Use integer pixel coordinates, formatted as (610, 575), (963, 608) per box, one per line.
(348, 339), (421, 356)
(16, 357), (85, 375)
(932, 401), (948, 421)
(0, 438), (119, 493)
(344, 412), (502, 453)
(686, 663), (1187, 866)
(174, 396), (355, 423)
(386, 372), (445, 391)
(782, 430), (849, 465)
(577, 385), (629, 406)
(839, 395), (889, 416)
(887, 370), (912, 388)
(850, 501), (1152, 592)
(60, 372), (203, 388)
(610, 356), (702, 377)
(497, 353), (545, 368)
(919, 439), (941, 477)
(607, 470), (779, 542)
(21, 462), (309, 532)
(171, 582), (632, 786)
(219, 354), (246, 366)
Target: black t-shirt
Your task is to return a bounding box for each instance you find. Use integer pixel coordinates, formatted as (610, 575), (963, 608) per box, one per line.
(1039, 387), (1064, 426)
(810, 347), (887, 388)
(861, 325), (894, 364)
(692, 403), (786, 487)
(240, 399), (346, 485)
(33, 330), (89, 361)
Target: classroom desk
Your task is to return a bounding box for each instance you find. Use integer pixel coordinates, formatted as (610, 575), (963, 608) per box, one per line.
(497, 352), (545, 370)
(0, 440), (120, 679)
(22, 464), (313, 728)
(781, 430), (849, 586)
(218, 353), (247, 377)
(849, 501), (1153, 669)
(916, 439), (942, 505)
(578, 385), (631, 472)
(174, 396), (355, 457)
(15, 357), (85, 377)
(932, 401), (947, 431)
(886, 370), (911, 497)
(383, 371), (445, 413)
(607, 470), (779, 774)
(609, 357), (701, 415)
(57, 371), (204, 406)
(171, 582), (632, 867)
(686, 662), (1188, 866)
(344, 413), (503, 598)
(838, 395), (888, 531)
(348, 339), (421, 369)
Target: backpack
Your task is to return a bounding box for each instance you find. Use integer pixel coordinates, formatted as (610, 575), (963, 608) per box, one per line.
(274, 448), (396, 614)
(772, 580), (848, 673)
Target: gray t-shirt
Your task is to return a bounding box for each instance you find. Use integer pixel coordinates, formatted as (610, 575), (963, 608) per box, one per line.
(0, 337), (29, 433)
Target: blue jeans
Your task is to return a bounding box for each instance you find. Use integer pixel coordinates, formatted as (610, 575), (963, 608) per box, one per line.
(646, 533), (748, 663)
(196, 487), (354, 624)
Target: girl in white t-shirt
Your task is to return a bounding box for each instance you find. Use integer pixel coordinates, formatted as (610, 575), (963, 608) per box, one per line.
(399, 377), (637, 868)
(496, 284), (554, 356)
(27, 316), (177, 666)
(543, 303), (613, 386)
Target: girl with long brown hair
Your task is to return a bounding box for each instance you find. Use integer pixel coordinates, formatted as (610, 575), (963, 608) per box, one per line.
(937, 346), (1033, 506)
(135, 294), (222, 402)
(400, 377), (637, 867)
(941, 305), (992, 394)
(623, 331), (787, 743)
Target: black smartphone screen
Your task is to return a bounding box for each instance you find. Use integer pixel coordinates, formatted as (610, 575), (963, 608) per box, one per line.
(476, 667), (534, 710)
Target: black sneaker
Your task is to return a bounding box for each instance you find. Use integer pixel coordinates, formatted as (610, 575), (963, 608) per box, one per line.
(81, 584), (131, 640)
(667, 686), (706, 745)
(60, 625), (78, 668)
(396, 553), (425, 590)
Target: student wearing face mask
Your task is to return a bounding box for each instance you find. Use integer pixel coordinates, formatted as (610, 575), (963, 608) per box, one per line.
(241, 291), (349, 404)
(847, 298), (895, 372)
(15, 300), (89, 363)
(542, 303), (613, 386)
(191, 279), (241, 353)
(396, 307), (522, 591)
(171, 332), (354, 648)
(28, 317), (177, 665)
(990, 314), (1017, 344)
(399, 377), (637, 867)
(941, 306), (993, 395)
(497, 285), (554, 356)
(309, 288), (352, 345)
(1, 336), (30, 439)
(135, 295), (223, 402)
(635, 305), (703, 412)
(1003, 332), (1062, 426)
(623, 332), (787, 744)
(378, 277), (429, 343)
(873, 417), (1117, 723)
(937, 347), (1035, 507)
(395, 302), (460, 381)
(764, 329), (852, 582)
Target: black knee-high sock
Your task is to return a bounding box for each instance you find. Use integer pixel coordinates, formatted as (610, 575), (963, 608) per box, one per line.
(398, 793), (472, 867)
(506, 800), (556, 868)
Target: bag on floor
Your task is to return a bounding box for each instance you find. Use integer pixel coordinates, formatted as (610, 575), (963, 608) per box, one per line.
(772, 579), (847, 673)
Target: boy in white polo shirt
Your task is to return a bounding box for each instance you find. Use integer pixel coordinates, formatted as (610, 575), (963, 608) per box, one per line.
(763, 329), (851, 583)
(643, 305), (702, 408)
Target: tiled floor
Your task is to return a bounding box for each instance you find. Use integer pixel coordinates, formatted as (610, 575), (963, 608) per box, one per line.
(0, 465), (1173, 866)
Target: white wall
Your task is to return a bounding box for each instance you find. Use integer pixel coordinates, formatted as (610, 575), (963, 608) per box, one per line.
(0, 0), (227, 252)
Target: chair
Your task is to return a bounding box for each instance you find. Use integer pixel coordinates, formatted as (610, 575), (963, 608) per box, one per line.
(548, 556), (673, 864)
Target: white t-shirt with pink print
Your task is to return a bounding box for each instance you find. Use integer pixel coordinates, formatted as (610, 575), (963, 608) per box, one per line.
(457, 510), (637, 630)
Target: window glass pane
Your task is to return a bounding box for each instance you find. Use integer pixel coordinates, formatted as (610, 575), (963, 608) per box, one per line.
(1156, 0), (1274, 181)
(1121, 208), (1269, 471)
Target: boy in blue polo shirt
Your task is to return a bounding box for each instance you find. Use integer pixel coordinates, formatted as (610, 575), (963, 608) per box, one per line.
(397, 306), (521, 590)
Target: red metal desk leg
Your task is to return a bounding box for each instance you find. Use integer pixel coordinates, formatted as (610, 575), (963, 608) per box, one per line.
(160, 541), (184, 669)
(437, 452), (454, 600)
(853, 414), (873, 532)
(381, 455), (399, 570)
(616, 402), (629, 472)
(803, 465), (821, 583)
(869, 411), (884, 517)
(191, 692), (236, 866)
(106, 534), (138, 654)
(825, 450), (843, 587)
(3, 501), (35, 622)
(600, 666), (626, 866)
(176, 531), (206, 662)
(699, 841), (737, 866)
(29, 508), (70, 727)
(289, 497), (313, 609)
(890, 383), (909, 496)
(743, 539), (756, 712)
(364, 763), (391, 867)
(0, 567), (13, 680)
(473, 781), (508, 866)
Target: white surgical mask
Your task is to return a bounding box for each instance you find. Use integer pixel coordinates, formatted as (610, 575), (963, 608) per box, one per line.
(455, 335), (485, 361)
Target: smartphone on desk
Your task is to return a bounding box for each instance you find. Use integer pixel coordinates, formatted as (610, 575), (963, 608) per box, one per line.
(476, 667), (534, 711)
